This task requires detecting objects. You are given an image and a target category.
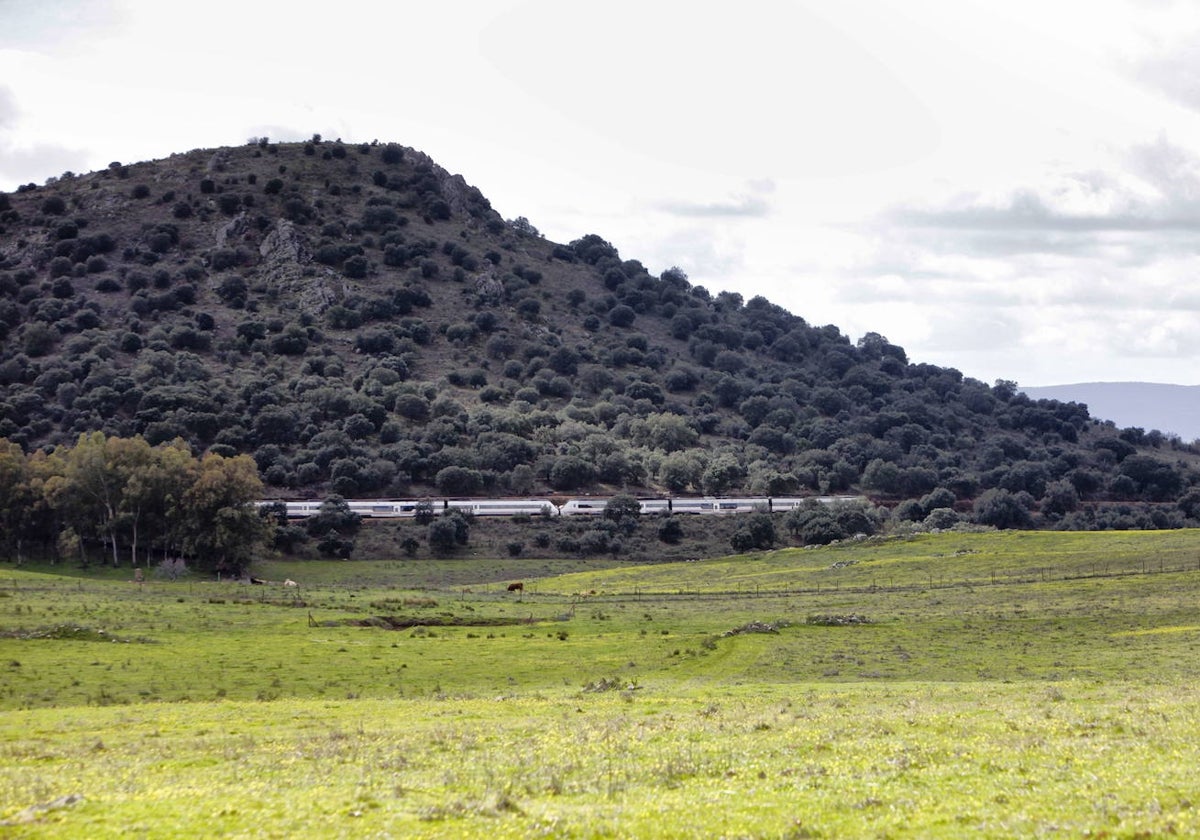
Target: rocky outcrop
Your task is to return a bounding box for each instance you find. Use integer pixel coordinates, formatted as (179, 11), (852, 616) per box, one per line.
(258, 219), (311, 264)
(474, 270), (505, 303)
(216, 212), (253, 249)
(255, 219), (342, 315)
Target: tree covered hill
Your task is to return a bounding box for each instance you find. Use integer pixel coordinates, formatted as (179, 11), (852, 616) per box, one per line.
(1, 137), (1199, 531)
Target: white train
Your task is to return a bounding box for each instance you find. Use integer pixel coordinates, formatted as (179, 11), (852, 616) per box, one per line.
(267, 496), (863, 519)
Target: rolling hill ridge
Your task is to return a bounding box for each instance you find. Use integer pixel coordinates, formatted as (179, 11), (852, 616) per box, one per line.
(1, 137), (1198, 536)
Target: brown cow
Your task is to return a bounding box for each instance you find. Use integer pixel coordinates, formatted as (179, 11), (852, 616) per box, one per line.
(506, 582), (524, 593)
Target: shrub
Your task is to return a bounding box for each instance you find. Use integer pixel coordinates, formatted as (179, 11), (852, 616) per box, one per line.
(608, 304), (636, 327)
(343, 255), (369, 279)
(730, 513), (777, 552)
(604, 494), (642, 523)
(48, 256), (73, 278)
(394, 394), (430, 421)
(923, 508), (961, 530)
(973, 489), (1033, 529)
(50, 277), (75, 298)
(549, 455), (594, 491)
(436, 466), (482, 496)
(270, 325), (309, 355)
(429, 512), (469, 554)
(305, 495), (362, 538)
(658, 516), (683, 544)
(355, 329), (394, 354)
(317, 532), (354, 558)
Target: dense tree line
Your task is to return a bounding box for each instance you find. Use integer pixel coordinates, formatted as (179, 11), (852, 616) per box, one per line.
(0, 433), (268, 573)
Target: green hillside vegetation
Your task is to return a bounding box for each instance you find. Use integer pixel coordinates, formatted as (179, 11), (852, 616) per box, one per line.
(2, 137), (1200, 563)
(2, 530), (1199, 836)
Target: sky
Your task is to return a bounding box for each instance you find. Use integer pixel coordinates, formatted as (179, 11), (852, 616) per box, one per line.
(2, 0), (1200, 387)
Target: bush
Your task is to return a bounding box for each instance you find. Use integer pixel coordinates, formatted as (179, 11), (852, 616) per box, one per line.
(973, 489), (1033, 529)
(730, 513), (776, 552)
(604, 494), (642, 525)
(355, 329), (394, 355)
(48, 256), (73, 278)
(305, 495), (362, 540)
(270, 325), (309, 355)
(549, 455), (594, 491)
(317, 532), (354, 558)
(608, 304), (636, 327)
(429, 512), (469, 554)
(395, 394), (430, 421)
(923, 508), (961, 530)
(435, 466), (482, 496)
(657, 516), (683, 544)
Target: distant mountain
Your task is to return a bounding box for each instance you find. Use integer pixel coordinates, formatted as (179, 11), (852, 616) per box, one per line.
(1021, 383), (1200, 443)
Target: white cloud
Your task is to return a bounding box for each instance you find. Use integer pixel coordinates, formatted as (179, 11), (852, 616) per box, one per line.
(0, 0), (123, 50)
(480, 0), (940, 178)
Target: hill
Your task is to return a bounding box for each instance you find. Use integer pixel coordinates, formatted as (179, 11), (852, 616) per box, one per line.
(1022, 382), (1200, 443)
(2, 137), (1199, 539)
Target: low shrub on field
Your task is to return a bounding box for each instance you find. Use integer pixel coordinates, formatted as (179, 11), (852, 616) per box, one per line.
(0, 624), (154, 643)
(723, 620), (789, 636)
(806, 613), (872, 626)
(582, 676), (639, 693)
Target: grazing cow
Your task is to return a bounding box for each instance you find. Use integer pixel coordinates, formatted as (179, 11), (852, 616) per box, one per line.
(507, 582), (524, 593)
(283, 579), (298, 587)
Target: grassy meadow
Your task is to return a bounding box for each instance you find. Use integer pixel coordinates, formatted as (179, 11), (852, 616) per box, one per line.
(2, 529), (1200, 837)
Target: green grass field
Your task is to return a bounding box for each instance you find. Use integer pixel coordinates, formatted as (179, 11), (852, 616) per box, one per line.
(3, 530), (1200, 837)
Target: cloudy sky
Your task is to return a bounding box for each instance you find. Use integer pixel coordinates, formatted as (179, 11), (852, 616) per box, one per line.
(3, 0), (1200, 387)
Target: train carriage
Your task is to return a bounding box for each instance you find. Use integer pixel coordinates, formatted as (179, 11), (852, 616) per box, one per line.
(558, 499), (607, 516)
(271, 495), (866, 519)
(444, 499), (558, 517)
